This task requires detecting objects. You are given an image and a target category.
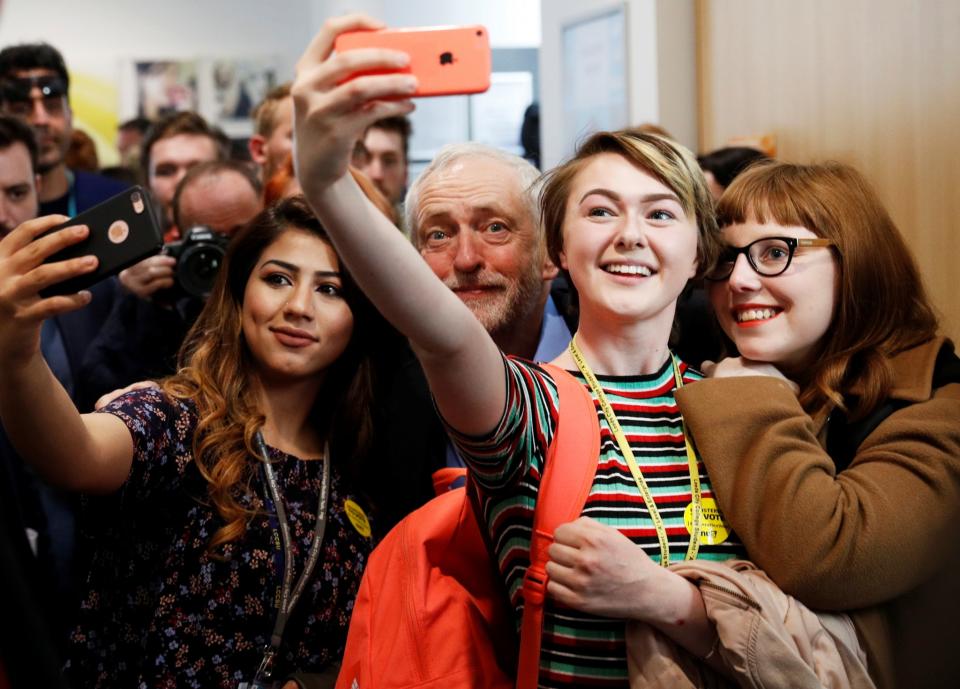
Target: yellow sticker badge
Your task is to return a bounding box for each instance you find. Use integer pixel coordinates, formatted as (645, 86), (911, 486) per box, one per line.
(684, 497), (730, 545)
(344, 499), (372, 539)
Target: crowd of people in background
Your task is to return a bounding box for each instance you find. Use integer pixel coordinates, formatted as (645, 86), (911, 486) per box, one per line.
(0, 13), (957, 689)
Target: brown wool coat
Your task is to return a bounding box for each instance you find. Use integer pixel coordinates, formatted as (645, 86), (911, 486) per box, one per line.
(675, 337), (960, 689)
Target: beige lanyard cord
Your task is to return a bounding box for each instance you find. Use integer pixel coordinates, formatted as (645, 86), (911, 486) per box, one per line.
(568, 337), (702, 566)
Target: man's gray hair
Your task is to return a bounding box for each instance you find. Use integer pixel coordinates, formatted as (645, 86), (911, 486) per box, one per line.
(404, 143), (542, 246)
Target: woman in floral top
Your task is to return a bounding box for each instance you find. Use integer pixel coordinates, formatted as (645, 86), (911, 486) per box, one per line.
(0, 196), (383, 687)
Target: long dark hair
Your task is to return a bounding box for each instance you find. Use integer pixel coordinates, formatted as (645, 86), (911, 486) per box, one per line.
(163, 195), (384, 550)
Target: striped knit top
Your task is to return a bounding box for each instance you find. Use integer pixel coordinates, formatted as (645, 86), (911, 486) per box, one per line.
(448, 355), (746, 688)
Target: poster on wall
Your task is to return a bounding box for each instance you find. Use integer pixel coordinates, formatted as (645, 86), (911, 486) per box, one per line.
(561, 6), (628, 156)
(135, 60), (198, 120)
(124, 57), (282, 138)
(210, 58), (279, 137)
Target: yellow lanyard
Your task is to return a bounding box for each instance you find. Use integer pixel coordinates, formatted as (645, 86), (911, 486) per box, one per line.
(568, 337), (702, 566)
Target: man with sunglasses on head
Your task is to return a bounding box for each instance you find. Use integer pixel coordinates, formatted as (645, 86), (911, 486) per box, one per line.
(0, 42), (127, 217)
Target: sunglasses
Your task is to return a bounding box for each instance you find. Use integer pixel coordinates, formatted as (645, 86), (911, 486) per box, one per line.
(0, 75), (68, 117)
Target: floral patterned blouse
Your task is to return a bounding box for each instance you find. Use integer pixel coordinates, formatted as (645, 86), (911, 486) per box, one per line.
(67, 388), (374, 688)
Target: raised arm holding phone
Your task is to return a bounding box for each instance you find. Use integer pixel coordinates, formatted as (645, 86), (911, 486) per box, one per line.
(0, 195), (387, 687)
(0, 216), (134, 493)
(293, 15), (509, 440)
(293, 15), (731, 687)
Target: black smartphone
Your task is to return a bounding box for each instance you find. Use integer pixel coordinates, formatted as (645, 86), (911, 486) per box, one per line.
(39, 186), (163, 297)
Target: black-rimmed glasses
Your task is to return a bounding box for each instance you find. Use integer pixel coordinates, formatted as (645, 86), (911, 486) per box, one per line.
(705, 236), (835, 281)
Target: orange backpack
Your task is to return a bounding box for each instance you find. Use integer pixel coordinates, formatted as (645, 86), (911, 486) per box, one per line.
(335, 365), (600, 689)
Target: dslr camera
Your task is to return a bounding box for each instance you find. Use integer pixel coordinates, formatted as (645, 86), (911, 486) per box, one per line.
(163, 226), (230, 299)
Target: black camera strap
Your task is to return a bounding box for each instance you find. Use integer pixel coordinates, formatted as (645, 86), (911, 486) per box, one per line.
(250, 431), (330, 686)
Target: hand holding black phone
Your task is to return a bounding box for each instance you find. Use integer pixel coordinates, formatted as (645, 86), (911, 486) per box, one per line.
(39, 186), (163, 297)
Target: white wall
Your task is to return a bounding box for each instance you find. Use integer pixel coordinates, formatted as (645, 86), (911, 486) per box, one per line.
(380, 0), (540, 47)
(308, 0), (540, 47)
(0, 0), (315, 162)
(0, 0), (539, 134)
(539, 0), (698, 169)
(0, 0), (538, 77)
(0, 0), (312, 78)
(310, 0), (385, 31)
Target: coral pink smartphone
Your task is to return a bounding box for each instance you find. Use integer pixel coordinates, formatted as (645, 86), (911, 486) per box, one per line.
(334, 25), (491, 97)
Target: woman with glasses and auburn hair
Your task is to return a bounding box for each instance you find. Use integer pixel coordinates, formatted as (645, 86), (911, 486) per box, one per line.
(676, 160), (960, 689)
(0, 196), (391, 687)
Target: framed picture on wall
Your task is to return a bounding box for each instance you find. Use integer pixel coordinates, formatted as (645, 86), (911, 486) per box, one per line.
(561, 5), (629, 156)
(123, 57), (282, 138)
(134, 60), (198, 120)
(208, 57), (280, 137)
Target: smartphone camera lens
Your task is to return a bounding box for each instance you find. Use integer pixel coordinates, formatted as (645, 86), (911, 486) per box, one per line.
(131, 191), (145, 215)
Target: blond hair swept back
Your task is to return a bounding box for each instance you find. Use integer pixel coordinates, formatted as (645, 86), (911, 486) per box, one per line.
(539, 130), (720, 279)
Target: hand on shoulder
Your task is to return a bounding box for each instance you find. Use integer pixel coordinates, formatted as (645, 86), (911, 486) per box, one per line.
(701, 357), (799, 394)
(95, 379), (161, 410)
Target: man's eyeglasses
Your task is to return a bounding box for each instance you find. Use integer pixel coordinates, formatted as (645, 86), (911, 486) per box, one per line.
(705, 236), (835, 281)
(0, 75), (68, 118)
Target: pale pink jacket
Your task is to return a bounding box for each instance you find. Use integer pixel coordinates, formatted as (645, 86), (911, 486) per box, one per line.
(626, 560), (875, 689)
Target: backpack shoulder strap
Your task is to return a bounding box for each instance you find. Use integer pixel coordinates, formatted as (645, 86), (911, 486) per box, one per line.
(516, 363), (599, 689)
(536, 364), (600, 525)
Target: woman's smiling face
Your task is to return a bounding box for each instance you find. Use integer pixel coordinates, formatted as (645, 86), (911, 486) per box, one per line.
(241, 228), (354, 385)
(558, 152), (699, 328)
(708, 218), (838, 374)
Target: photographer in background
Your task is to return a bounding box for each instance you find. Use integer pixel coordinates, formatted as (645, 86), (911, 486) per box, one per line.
(80, 160), (262, 407)
(113, 112), (229, 315)
(141, 111), (230, 235)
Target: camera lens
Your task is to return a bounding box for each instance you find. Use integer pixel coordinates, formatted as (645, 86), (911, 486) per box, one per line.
(166, 226), (230, 299)
(178, 243), (225, 298)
